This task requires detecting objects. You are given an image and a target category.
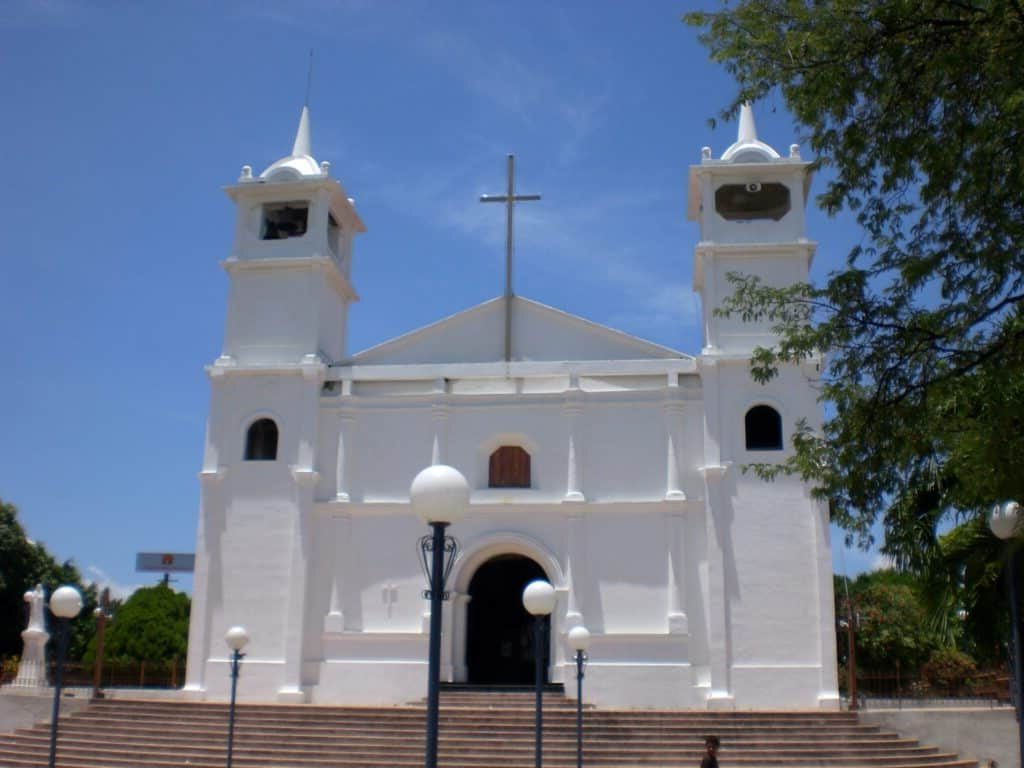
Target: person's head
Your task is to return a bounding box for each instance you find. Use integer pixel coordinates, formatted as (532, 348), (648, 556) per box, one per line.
(705, 736), (720, 754)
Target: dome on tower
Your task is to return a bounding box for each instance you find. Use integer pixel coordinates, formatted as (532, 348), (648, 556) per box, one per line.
(259, 106), (326, 181)
(720, 103), (780, 163)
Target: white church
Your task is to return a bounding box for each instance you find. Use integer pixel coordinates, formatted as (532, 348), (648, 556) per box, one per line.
(183, 105), (839, 710)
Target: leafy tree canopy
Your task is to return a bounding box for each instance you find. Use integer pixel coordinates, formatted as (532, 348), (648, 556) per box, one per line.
(97, 582), (190, 663)
(0, 499), (96, 660)
(837, 569), (939, 670)
(684, 2), (1024, 555)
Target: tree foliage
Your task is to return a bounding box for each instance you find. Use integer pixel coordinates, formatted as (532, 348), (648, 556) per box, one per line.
(837, 570), (939, 670)
(97, 582), (190, 663)
(0, 499), (96, 660)
(684, 2), (1024, 553)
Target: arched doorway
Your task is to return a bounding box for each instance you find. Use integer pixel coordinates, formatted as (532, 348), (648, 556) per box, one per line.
(466, 555), (548, 684)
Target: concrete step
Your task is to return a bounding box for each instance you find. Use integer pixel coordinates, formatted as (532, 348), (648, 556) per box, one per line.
(0, 695), (979, 768)
(25, 712), (899, 734)
(4, 729), (943, 759)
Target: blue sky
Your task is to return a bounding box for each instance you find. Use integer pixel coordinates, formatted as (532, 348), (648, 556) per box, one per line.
(1, 0), (880, 598)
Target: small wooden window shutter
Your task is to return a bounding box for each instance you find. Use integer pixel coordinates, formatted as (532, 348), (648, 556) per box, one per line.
(489, 446), (531, 488)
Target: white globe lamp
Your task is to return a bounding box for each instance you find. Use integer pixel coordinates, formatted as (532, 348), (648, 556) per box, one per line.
(49, 586), (83, 619)
(990, 501), (1021, 540)
(225, 626), (250, 652)
(410, 464), (470, 524)
(523, 579), (556, 616)
(568, 625), (591, 653)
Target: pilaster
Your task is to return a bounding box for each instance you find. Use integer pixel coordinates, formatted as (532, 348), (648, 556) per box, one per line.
(666, 511), (688, 635)
(664, 381), (687, 500)
(564, 511), (586, 627)
(430, 394), (450, 466)
(335, 390), (355, 502)
(700, 462), (733, 709)
(563, 383), (585, 502)
(323, 511), (352, 634)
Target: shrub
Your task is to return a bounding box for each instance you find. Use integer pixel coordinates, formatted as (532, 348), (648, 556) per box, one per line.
(921, 649), (977, 692)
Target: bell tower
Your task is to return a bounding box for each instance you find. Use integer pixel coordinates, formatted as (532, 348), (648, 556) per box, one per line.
(685, 106), (837, 711)
(219, 106), (366, 367)
(687, 104), (815, 356)
(186, 106), (366, 704)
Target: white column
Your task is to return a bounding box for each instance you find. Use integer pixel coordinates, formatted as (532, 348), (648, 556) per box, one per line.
(812, 493), (841, 708)
(565, 512), (586, 627)
(184, 463), (227, 695)
(431, 398), (450, 466)
(280, 366), (323, 702)
(702, 464), (733, 709)
(335, 406), (355, 502)
(666, 511), (688, 634)
(564, 386), (585, 502)
(323, 512), (351, 634)
(699, 356), (733, 708)
(664, 374), (687, 500)
(452, 592), (472, 682)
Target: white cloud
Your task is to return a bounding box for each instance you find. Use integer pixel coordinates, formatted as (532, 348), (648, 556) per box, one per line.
(0, 0), (82, 27)
(870, 553), (896, 572)
(85, 566), (144, 602)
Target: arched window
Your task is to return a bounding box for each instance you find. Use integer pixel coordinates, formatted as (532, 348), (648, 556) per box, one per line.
(745, 406), (783, 451)
(244, 418), (279, 461)
(489, 446), (531, 488)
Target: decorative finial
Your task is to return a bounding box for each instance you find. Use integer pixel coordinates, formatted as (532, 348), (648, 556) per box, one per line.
(737, 102), (758, 144)
(320, 160), (331, 176)
(292, 105), (312, 157)
(305, 49), (314, 108)
(701, 146), (712, 160)
(239, 165), (253, 181)
(789, 143), (801, 158)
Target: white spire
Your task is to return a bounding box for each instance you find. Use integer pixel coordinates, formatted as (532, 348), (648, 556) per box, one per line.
(258, 105), (321, 180)
(737, 102), (757, 144)
(719, 102), (781, 162)
(292, 105), (312, 157)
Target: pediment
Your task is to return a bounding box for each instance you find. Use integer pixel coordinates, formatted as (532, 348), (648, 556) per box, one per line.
(350, 296), (686, 365)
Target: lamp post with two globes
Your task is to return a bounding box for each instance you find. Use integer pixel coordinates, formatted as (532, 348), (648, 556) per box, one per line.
(47, 585), (83, 768)
(523, 579), (556, 768)
(568, 626), (590, 768)
(410, 464), (470, 768)
(989, 500), (1024, 768)
(224, 626), (250, 768)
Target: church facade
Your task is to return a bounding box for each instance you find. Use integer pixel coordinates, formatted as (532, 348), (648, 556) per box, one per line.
(183, 106), (839, 710)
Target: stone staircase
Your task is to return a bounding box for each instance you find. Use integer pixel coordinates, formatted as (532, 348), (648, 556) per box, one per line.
(0, 690), (978, 768)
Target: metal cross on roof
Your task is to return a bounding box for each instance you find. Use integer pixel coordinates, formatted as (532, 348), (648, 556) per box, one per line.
(480, 154), (541, 363)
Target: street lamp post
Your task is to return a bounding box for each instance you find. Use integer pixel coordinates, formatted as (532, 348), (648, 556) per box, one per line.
(47, 585), (83, 768)
(523, 580), (556, 768)
(989, 500), (1024, 768)
(92, 587), (111, 699)
(410, 465), (470, 768)
(224, 626), (250, 768)
(567, 626), (590, 768)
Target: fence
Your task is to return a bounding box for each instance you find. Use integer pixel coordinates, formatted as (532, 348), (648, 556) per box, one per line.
(1, 658), (186, 690)
(854, 667), (1012, 708)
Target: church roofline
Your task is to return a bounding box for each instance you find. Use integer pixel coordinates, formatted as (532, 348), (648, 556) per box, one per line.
(327, 357), (698, 381)
(348, 294), (691, 364)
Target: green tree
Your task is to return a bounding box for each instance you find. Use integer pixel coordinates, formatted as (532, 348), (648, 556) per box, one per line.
(683, 2), (1024, 553)
(96, 582), (189, 663)
(0, 499), (96, 660)
(838, 569), (939, 671)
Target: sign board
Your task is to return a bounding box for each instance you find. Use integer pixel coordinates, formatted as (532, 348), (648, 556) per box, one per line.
(135, 552), (196, 573)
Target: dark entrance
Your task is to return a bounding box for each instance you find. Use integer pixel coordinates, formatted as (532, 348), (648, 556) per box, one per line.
(466, 555), (548, 684)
